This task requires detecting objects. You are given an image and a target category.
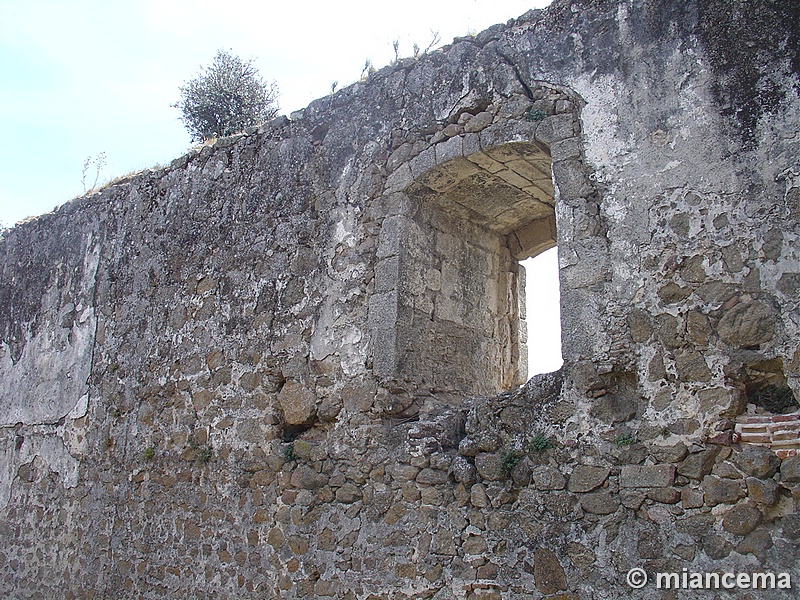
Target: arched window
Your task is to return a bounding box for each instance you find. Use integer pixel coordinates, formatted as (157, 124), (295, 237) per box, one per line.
(371, 141), (562, 396)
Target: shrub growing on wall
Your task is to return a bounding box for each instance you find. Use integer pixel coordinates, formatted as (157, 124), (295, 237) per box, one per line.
(173, 49), (279, 142)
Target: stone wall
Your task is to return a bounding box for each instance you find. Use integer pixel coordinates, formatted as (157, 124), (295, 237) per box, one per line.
(0, 0), (799, 597)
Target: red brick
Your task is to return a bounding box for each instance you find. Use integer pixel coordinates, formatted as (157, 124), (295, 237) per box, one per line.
(739, 434), (771, 444)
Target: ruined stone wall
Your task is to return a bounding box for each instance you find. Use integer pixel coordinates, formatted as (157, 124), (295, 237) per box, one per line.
(1, 0), (799, 598)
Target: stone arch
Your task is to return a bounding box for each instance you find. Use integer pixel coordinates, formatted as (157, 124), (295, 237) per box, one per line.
(370, 86), (602, 398)
(408, 141), (557, 261)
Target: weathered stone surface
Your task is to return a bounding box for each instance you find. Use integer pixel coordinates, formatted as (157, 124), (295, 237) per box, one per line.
(780, 455), (800, 482)
(566, 541), (595, 568)
(658, 281), (692, 304)
(416, 468), (449, 485)
(711, 460), (742, 479)
(459, 434), (500, 457)
(636, 522), (663, 559)
(649, 443), (688, 464)
(678, 448), (720, 480)
(544, 492), (577, 517)
(620, 465), (675, 488)
(278, 381), (317, 426)
(335, 483), (362, 503)
(620, 489), (645, 509)
(676, 514), (715, 538)
(654, 313), (682, 349)
(716, 300), (776, 347)
(567, 465), (609, 493)
(580, 492), (619, 515)
(463, 534), (489, 555)
(696, 281), (737, 304)
(697, 387), (747, 419)
(532, 466), (567, 491)
(464, 111), (493, 133)
(745, 477), (780, 506)
(722, 504), (763, 536)
(390, 464), (420, 483)
(451, 456), (477, 484)
(681, 487), (704, 509)
(674, 349), (712, 382)
(686, 311), (712, 346)
(731, 446), (780, 479)
(680, 255), (707, 283)
(536, 115), (578, 146)
(533, 548), (566, 594)
(702, 533), (734, 560)
(736, 529), (773, 563)
(290, 465), (327, 490)
(431, 530), (458, 556)
(783, 513), (800, 539)
(589, 391), (638, 423)
(627, 309), (652, 343)
(702, 475), (745, 505)
(646, 487), (681, 504)
(510, 457), (533, 487)
(470, 483), (489, 509)
(667, 418), (700, 435)
(647, 352), (667, 382)
(475, 453), (504, 481)
(1, 1), (799, 598)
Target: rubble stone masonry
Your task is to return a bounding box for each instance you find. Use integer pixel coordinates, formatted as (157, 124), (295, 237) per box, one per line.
(1, 0), (799, 597)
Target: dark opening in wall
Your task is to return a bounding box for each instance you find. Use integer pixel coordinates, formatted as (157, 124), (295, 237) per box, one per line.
(282, 423), (314, 442)
(734, 361), (800, 458)
(748, 384), (798, 414)
(740, 358), (798, 413)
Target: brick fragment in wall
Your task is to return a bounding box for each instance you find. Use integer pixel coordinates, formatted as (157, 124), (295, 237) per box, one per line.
(735, 411), (800, 458)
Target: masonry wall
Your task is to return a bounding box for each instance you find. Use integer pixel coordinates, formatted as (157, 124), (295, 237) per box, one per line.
(1, 0), (799, 598)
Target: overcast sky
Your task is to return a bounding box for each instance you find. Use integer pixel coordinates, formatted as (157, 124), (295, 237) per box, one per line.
(0, 0), (560, 375)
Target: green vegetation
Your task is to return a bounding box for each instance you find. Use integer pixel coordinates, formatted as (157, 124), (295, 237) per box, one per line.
(527, 433), (554, 453)
(173, 49), (279, 142)
(614, 433), (638, 446)
(143, 447), (155, 460)
(283, 442), (297, 463)
(525, 108), (548, 122)
(197, 445), (213, 464)
(500, 451), (521, 476)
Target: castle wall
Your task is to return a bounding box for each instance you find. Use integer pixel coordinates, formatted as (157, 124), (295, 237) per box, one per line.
(0, 0), (799, 597)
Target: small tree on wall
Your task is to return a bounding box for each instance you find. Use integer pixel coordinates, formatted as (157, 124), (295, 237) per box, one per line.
(173, 49), (279, 142)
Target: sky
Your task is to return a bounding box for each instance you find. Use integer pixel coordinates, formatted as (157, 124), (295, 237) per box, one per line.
(0, 0), (560, 375)
(522, 248), (563, 376)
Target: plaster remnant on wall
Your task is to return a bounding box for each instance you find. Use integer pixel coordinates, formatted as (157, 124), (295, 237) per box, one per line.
(0, 236), (99, 426)
(0, 312), (95, 426)
(0, 433), (78, 508)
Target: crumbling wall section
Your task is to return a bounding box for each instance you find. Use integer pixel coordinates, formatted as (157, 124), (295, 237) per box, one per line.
(0, 0), (799, 598)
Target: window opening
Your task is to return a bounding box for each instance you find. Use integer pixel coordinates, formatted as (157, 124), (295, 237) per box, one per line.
(377, 139), (569, 396)
(521, 246), (563, 377)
